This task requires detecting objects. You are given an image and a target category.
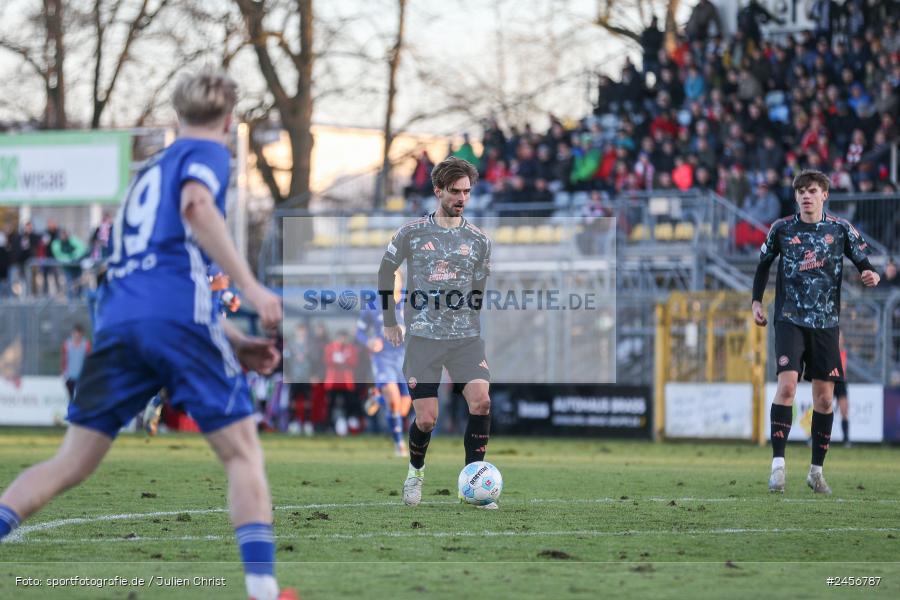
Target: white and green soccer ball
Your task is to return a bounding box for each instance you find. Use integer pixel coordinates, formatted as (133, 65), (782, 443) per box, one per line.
(458, 461), (502, 506)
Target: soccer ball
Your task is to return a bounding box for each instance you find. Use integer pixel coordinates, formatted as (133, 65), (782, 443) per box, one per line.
(458, 461), (502, 506)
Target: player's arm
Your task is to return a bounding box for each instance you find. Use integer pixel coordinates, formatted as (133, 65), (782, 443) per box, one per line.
(843, 221), (879, 287)
(221, 319), (280, 375)
(180, 181), (281, 330)
(471, 236), (493, 311)
(751, 223), (781, 326)
(379, 228), (407, 346)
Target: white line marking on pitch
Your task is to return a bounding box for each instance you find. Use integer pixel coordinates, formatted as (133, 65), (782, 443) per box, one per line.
(7, 496), (898, 543)
(16, 526), (900, 545)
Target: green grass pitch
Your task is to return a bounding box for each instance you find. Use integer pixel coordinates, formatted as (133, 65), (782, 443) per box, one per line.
(0, 429), (898, 599)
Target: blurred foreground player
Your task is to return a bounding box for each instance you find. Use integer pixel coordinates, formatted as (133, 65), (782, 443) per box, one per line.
(357, 267), (411, 457)
(378, 157), (496, 508)
(0, 71), (296, 600)
(752, 169), (878, 495)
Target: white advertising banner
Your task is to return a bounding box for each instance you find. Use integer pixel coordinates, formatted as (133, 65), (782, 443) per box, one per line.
(0, 131), (131, 204)
(665, 382), (754, 440)
(764, 383), (883, 443)
(0, 376), (69, 426)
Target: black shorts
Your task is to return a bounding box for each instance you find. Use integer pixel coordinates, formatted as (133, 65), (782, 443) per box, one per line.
(403, 335), (491, 400)
(833, 380), (848, 398)
(774, 321), (844, 382)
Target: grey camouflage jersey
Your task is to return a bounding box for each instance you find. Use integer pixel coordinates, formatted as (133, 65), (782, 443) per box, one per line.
(382, 213), (492, 340)
(758, 213), (871, 329)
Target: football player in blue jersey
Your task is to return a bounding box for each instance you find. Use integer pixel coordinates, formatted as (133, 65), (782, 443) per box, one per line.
(357, 268), (411, 457)
(0, 71), (296, 600)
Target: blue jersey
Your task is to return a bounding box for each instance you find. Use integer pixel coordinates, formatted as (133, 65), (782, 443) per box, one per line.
(97, 138), (230, 331)
(356, 302), (405, 362)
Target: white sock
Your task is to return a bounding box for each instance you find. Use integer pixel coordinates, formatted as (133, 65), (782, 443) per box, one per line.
(809, 464), (823, 475)
(772, 457), (785, 470)
(245, 574), (279, 600)
(408, 463), (423, 475)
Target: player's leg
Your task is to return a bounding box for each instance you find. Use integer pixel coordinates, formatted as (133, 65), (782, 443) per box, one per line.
(400, 336), (444, 505)
(447, 337), (493, 466)
(835, 381), (850, 445)
(803, 326), (842, 494)
(807, 379), (835, 494)
(380, 382), (407, 456)
(161, 320), (292, 599)
(0, 425), (112, 541)
(205, 417), (282, 599)
(769, 322), (803, 492)
(461, 379), (491, 464)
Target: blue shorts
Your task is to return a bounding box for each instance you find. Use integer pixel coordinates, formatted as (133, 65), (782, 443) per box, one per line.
(372, 357), (409, 396)
(68, 319), (253, 438)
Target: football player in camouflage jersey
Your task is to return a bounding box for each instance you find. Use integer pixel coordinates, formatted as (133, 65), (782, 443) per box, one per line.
(752, 169), (880, 495)
(377, 157), (496, 509)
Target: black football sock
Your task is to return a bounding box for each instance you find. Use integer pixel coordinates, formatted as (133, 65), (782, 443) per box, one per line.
(408, 421), (432, 469)
(464, 414), (491, 465)
(811, 410), (834, 467)
(770, 403), (793, 458)
(842, 418), (849, 441)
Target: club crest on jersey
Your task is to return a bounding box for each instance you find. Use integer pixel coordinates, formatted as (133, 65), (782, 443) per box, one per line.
(824, 234), (834, 244)
(458, 243), (470, 256)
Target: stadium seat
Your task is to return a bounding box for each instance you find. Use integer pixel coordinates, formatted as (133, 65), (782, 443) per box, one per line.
(514, 226), (537, 244)
(673, 222), (695, 241)
(719, 222), (729, 238)
(349, 231), (368, 247)
(534, 225), (555, 243)
(366, 229), (388, 246)
(698, 223), (712, 238)
(494, 226), (516, 244)
(348, 214), (368, 231)
(629, 223), (647, 242)
(385, 196), (406, 212)
(311, 233), (338, 248)
(654, 222), (674, 241)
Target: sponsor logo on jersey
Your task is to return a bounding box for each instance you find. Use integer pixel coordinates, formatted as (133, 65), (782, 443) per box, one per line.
(421, 241), (436, 251)
(799, 250), (826, 271)
(778, 355), (789, 366)
(428, 259), (459, 282)
(789, 235), (802, 245)
(824, 233), (834, 244)
(458, 243), (470, 256)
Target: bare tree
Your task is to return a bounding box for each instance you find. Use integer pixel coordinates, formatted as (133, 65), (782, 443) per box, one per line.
(236, 0), (315, 207)
(595, 0), (681, 50)
(375, 0), (408, 207)
(0, 0), (68, 127)
(88, 0), (172, 128)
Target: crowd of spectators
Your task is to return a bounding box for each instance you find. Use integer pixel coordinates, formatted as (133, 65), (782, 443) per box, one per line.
(406, 1), (899, 245)
(0, 214), (113, 298)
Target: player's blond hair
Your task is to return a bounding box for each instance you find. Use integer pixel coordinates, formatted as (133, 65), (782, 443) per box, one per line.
(172, 70), (238, 126)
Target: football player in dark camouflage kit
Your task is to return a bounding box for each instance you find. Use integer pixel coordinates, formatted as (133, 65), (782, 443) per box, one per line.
(752, 169), (879, 495)
(377, 156), (496, 509)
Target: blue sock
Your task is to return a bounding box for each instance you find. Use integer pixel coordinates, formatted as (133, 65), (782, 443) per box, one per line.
(390, 412), (404, 445)
(377, 394), (387, 409)
(0, 504), (22, 541)
(235, 522), (275, 576)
